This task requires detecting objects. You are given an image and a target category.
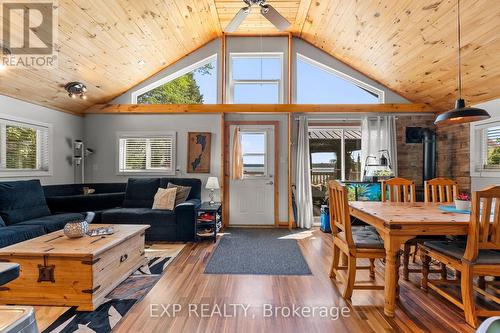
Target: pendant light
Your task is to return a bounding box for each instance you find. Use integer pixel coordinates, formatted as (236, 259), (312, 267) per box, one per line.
(434, 0), (490, 125)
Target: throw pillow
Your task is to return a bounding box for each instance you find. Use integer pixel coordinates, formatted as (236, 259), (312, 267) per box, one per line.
(167, 183), (191, 206)
(152, 187), (177, 210)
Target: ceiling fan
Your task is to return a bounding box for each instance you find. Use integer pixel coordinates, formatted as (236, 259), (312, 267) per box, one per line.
(224, 0), (291, 33)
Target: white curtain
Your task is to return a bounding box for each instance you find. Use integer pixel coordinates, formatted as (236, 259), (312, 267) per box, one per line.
(295, 116), (314, 229)
(361, 116), (398, 176)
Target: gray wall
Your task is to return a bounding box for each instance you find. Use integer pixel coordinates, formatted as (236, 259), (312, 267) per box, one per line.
(292, 38), (409, 103)
(0, 95), (83, 185)
(83, 114), (221, 201)
(113, 39), (222, 104)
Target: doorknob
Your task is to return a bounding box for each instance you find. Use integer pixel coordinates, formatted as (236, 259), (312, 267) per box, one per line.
(266, 181), (274, 185)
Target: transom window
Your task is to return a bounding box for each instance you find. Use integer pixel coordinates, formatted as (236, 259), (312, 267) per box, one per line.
(241, 131), (267, 177)
(297, 54), (382, 104)
(118, 132), (175, 174)
(229, 53), (283, 104)
(0, 117), (51, 176)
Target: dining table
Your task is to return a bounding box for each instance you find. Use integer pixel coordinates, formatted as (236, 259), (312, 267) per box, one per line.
(348, 201), (471, 317)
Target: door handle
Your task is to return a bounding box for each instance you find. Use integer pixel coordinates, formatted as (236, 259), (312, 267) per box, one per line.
(266, 181), (274, 185)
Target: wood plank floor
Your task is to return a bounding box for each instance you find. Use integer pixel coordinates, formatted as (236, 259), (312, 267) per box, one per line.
(114, 229), (477, 333)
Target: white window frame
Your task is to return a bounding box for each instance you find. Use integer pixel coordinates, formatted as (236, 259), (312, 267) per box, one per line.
(296, 53), (385, 103)
(471, 117), (500, 177)
(228, 52), (284, 104)
(0, 114), (52, 178)
(116, 131), (176, 175)
(131, 54), (218, 103)
(240, 130), (269, 178)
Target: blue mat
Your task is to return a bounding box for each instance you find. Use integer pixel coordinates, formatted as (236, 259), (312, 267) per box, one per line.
(439, 205), (470, 214)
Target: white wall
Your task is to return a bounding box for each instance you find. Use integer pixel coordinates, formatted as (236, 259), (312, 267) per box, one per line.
(0, 95), (83, 185)
(83, 114), (221, 201)
(470, 98), (500, 191)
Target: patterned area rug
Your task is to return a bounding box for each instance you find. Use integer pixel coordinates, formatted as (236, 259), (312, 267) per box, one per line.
(42, 245), (183, 333)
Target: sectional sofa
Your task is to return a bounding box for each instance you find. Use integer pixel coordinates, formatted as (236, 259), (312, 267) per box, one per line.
(0, 177), (201, 248)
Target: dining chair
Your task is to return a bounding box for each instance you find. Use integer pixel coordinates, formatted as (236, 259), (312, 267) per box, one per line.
(381, 177), (419, 280)
(328, 180), (387, 299)
(424, 177), (458, 203)
(399, 177), (460, 280)
(381, 177), (416, 203)
(420, 185), (500, 328)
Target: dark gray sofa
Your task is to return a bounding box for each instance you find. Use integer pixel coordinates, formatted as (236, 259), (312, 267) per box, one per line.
(101, 178), (201, 242)
(0, 180), (83, 248)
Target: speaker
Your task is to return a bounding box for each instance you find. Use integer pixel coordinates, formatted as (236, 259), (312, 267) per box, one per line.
(406, 127), (423, 143)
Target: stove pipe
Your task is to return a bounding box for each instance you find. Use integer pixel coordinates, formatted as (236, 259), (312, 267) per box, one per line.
(421, 128), (436, 184)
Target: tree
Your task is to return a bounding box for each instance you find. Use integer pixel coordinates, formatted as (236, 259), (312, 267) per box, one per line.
(487, 139), (500, 166)
(6, 126), (37, 169)
(137, 63), (214, 104)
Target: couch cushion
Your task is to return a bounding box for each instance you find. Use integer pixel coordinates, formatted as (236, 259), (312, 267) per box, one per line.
(0, 225), (46, 248)
(0, 180), (51, 225)
(167, 183), (191, 206)
(160, 178), (201, 201)
(102, 208), (176, 226)
(423, 241), (500, 264)
(45, 193), (125, 214)
(123, 178), (160, 208)
(17, 213), (83, 233)
(0, 216), (5, 227)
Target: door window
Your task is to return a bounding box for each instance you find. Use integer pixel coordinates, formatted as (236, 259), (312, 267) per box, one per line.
(240, 131), (267, 177)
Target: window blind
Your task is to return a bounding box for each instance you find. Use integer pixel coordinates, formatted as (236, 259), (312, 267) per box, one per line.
(0, 119), (50, 172)
(119, 135), (174, 173)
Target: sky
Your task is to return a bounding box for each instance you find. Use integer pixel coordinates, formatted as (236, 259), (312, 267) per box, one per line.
(193, 56), (379, 104)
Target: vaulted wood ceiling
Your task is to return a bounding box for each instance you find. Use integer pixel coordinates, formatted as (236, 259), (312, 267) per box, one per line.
(0, 0), (498, 114)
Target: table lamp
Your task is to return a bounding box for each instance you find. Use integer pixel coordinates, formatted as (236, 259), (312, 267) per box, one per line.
(205, 177), (220, 206)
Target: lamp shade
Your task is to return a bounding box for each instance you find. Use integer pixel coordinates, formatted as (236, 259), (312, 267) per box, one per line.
(205, 177), (220, 190)
(435, 99), (491, 126)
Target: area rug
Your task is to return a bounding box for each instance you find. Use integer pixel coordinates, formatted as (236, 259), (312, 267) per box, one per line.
(204, 228), (312, 275)
(42, 244), (184, 333)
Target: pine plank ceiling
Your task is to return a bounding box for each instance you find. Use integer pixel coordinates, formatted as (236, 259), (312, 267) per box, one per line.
(0, 0), (498, 114)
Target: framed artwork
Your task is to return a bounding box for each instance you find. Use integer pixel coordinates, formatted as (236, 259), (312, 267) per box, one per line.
(187, 132), (211, 173)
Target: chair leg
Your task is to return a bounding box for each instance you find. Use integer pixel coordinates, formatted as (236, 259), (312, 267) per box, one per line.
(421, 252), (430, 291)
(369, 258), (375, 280)
(340, 252), (348, 267)
(342, 255), (357, 299)
(412, 245), (418, 263)
(330, 243), (340, 279)
(461, 265), (478, 328)
(440, 263), (448, 280)
(403, 243), (411, 281)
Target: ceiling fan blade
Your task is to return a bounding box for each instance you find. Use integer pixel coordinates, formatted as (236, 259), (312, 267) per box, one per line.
(224, 7), (250, 33)
(260, 5), (291, 31)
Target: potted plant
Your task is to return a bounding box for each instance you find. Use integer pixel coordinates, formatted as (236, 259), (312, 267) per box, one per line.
(455, 192), (471, 211)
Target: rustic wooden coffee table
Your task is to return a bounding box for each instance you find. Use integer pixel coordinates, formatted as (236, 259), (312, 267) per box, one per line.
(0, 224), (149, 311)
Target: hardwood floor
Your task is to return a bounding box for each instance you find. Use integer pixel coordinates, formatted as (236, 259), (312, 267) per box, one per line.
(114, 229), (477, 333)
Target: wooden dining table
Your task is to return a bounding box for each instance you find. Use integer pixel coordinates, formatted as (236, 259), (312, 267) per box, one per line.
(349, 201), (471, 317)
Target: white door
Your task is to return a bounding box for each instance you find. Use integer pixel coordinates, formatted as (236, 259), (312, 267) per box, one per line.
(229, 125), (275, 225)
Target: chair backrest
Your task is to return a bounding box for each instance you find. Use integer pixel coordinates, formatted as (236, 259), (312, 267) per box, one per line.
(381, 177), (416, 203)
(464, 186), (500, 262)
(424, 177), (458, 203)
(328, 180), (353, 247)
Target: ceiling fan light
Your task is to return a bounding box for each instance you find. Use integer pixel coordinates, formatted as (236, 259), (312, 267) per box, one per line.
(434, 99), (490, 125)
(80, 94), (87, 100)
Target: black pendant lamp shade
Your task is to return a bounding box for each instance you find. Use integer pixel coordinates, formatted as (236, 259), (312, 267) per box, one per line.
(434, 0), (490, 126)
(434, 99), (491, 125)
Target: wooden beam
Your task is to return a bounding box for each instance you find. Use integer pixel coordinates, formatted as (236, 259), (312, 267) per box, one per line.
(83, 103), (437, 115)
(288, 112), (294, 230)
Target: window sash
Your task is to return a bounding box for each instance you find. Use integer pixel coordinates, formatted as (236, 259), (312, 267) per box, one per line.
(0, 118), (50, 173)
(118, 133), (175, 174)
